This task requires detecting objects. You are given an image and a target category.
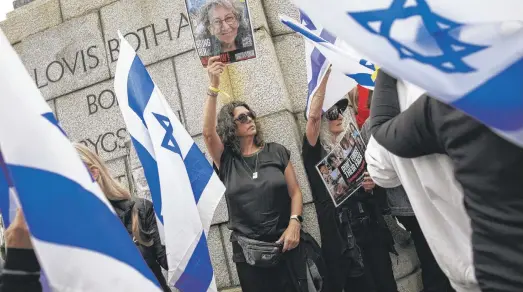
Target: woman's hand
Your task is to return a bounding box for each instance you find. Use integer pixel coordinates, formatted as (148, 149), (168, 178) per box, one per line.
(362, 172), (376, 192)
(5, 209), (32, 249)
(207, 56), (226, 88)
(277, 220), (301, 252)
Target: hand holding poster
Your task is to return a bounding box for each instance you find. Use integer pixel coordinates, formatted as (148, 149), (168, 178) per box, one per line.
(316, 115), (366, 207)
(185, 0), (257, 67)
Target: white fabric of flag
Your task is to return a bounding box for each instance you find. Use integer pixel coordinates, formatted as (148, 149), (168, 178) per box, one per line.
(282, 13), (376, 118)
(0, 28), (162, 292)
(292, 0), (523, 147)
(114, 33), (225, 292)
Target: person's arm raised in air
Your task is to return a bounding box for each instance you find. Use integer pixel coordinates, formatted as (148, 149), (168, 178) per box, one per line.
(305, 68), (331, 147)
(203, 56), (226, 168)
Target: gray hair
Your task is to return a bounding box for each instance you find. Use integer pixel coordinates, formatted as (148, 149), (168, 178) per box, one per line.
(197, 0), (247, 34)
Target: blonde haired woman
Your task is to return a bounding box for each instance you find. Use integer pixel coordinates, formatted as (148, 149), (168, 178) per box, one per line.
(74, 144), (170, 292)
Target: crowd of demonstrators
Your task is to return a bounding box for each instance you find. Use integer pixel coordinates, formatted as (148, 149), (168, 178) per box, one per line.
(203, 56), (325, 292)
(360, 93), (454, 292)
(366, 69), (523, 292)
(302, 68), (398, 292)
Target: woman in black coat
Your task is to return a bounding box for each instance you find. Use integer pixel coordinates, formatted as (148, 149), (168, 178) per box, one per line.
(75, 144), (170, 292)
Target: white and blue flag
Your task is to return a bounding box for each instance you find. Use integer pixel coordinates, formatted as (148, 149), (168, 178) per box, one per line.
(293, 0), (523, 147)
(0, 29), (162, 291)
(283, 13), (376, 118)
(114, 33), (225, 291)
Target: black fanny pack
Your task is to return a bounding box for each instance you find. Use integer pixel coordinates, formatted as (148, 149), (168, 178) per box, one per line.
(232, 232), (283, 268)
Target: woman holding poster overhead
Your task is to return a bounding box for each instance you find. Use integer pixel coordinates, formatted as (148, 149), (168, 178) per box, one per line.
(302, 69), (397, 292)
(202, 56), (324, 292)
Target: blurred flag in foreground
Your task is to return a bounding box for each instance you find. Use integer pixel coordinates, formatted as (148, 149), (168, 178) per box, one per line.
(292, 0), (523, 147)
(281, 13), (376, 119)
(114, 33), (225, 291)
(0, 29), (162, 291)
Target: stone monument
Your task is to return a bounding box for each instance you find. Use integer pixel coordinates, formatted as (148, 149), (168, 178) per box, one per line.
(0, 0), (422, 291)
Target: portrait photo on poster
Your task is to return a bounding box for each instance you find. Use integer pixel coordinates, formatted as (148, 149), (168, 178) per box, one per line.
(315, 116), (367, 207)
(184, 0), (257, 67)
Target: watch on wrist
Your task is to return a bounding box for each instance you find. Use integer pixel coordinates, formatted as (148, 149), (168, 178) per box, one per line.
(290, 215), (303, 224)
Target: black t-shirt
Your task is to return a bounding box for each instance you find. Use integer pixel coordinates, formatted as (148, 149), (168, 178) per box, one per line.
(219, 143), (292, 242)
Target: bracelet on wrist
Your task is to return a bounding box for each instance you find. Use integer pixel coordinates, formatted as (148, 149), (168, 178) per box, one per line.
(207, 90), (219, 98)
(209, 86), (220, 93)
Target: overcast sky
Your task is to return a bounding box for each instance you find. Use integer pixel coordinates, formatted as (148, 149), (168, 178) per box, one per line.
(0, 0), (14, 21)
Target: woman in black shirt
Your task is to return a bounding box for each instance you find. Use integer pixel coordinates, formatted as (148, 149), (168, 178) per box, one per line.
(203, 56), (304, 292)
(302, 69), (397, 292)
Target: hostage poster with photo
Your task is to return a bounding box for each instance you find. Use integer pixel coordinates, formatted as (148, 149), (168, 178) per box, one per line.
(184, 0), (257, 67)
(315, 116), (367, 207)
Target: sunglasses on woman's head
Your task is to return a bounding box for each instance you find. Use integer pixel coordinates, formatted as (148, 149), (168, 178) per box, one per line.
(234, 111), (256, 124)
(326, 105), (346, 121)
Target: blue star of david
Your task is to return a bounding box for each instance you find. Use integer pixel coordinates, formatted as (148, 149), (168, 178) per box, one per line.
(348, 0), (488, 73)
(152, 113), (181, 155)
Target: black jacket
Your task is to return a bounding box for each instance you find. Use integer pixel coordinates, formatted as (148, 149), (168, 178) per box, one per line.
(0, 249), (41, 292)
(110, 198), (170, 292)
(370, 70), (523, 292)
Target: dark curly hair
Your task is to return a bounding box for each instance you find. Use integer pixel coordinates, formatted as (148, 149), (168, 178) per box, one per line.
(217, 101), (264, 156)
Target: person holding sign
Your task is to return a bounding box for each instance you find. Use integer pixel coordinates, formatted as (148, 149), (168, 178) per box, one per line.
(302, 68), (397, 292)
(203, 56), (325, 292)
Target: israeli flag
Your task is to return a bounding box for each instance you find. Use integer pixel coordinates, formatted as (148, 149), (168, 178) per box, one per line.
(114, 33), (225, 291)
(282, 13), (376, 118)
(0, 29), (162, 291)
(293, 0), (523, 147)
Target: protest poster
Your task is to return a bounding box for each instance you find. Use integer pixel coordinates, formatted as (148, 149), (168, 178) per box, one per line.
(184, 0), (257, 67)
(315, 116), (367, 207)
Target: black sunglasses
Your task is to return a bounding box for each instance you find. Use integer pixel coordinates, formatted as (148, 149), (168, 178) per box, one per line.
(326, 105), (347, 121)
(234, 111), (256, 124)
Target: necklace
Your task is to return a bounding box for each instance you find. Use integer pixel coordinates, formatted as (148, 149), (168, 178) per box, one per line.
(240, 152), (259, 179)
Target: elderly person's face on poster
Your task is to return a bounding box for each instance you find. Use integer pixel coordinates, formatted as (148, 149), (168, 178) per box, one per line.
(208, 2), (240, 52)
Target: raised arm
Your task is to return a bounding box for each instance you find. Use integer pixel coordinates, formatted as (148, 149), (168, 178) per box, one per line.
(305, 68), (331, 146)
(203, 56), (225, 168)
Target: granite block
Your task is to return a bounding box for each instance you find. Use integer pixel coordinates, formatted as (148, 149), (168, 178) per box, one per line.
(294, 111), (306, 139)
(174, 49), (233, 136)
(61, 0), (117, 20)
(55, 79), (128, 161)
(262, 0), (299, 36)
(219, 225), (240, 286)
(105, 156), (127, 178)
(258, 111), (312, 203)
(227, 29), (293, 118)
(0, 0), (61, 44)
(397, 268), (423, 292)
(273, 33), (307, 113)
(391, 241), (420, 281)
(208, 226), (232, 289)
(47, 100), (56, 116)
(244, 0), (268, 31)
(302, 203), (321, 245)
(14, 13), (110, 100)
(133, 167), (152, 200)
(101, 0), (194, 75)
